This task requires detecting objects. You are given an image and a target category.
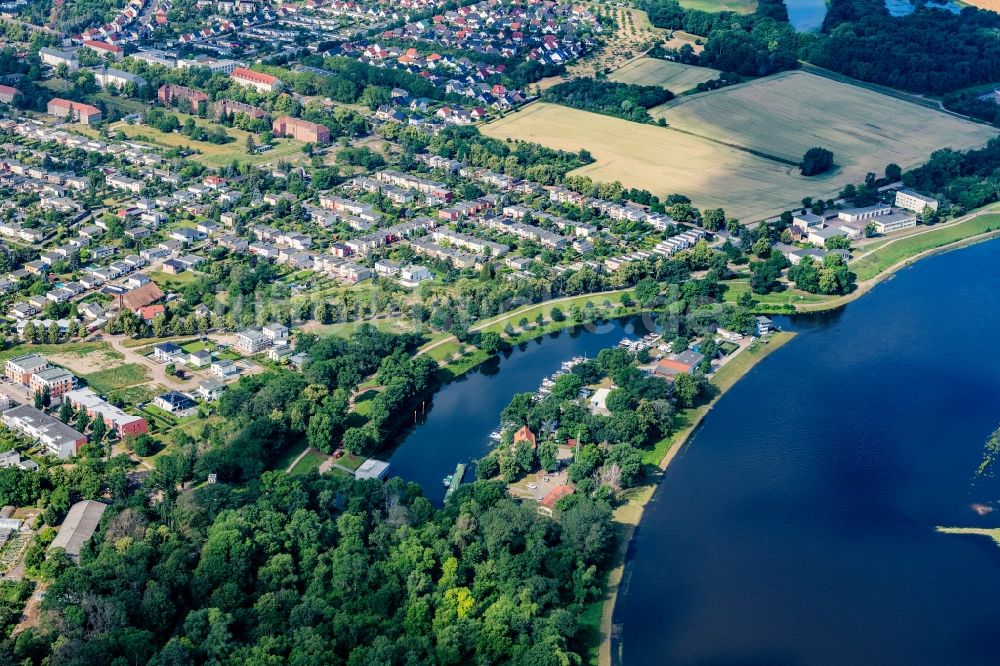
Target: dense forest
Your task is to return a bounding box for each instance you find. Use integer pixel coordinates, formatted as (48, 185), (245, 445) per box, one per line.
(542, 78), (673, 123)
(641, 0), (1000, 95)
(903, 137), (1000, 214)
(638, 0), (799, 77)
(803, 0), (1000, 95)
(1, 474), (615, 665)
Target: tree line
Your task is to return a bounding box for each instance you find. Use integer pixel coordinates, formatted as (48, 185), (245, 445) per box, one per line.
(542, 78), (674, 124)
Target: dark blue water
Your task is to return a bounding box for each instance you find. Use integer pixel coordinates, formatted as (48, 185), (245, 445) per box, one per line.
(615, 239), (1000, 665)
(387, 316), (655, 503)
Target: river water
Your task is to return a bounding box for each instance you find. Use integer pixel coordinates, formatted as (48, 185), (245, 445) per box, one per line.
(386, 315), (655, 503)
(614, 239), (1000, 664)
(387, 239), (1000, 663)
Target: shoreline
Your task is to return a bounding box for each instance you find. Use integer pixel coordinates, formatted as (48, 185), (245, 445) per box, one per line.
(595, 217), (1000, 666)
(595, 330), (794, 666)
(796, 212), (1000, 314)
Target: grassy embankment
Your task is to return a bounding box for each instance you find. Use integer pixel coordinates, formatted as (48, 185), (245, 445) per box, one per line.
(852, 212), (1000, 281)
(422, 289), (640, 380)
(936, 526), (1000, 547)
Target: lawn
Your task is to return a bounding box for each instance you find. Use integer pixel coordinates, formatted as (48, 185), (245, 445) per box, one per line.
(106, 114), (307, 168)
(851, 213), (1000, 281)
(148, 269), (202, 290)
(653, 71), (996, 191)
(289, 449), (327, 475)
(722, 279), (836, 311)
(181, 340), (215, 353)
(107, 384), (158, 407)
(0, 342), (119, 362)
(482, 102), (822, 221)
(609, 57), (721, 94)
(83, 363), (149, 394)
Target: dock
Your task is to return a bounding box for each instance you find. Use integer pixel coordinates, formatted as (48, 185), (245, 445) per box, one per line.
(445, 463), (466, 500)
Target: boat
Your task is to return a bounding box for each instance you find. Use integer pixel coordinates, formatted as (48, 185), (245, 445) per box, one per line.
(442, 474), (453, 487)
(489, 429), (501, 440)
(444, 463), (467, 500)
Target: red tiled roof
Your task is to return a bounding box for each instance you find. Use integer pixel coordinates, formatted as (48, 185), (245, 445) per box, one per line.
(540, 485), (574, 509)
(83, 39), (123, 53)
(231, 67), (279, 85)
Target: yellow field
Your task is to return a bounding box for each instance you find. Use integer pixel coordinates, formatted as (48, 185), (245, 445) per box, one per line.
(653, 71), (998, 185)
(959, 0), (1000, 11)
(482, 102), (818, 220)
(609, 57), (720, 94)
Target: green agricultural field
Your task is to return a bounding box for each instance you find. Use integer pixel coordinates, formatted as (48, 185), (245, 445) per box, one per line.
(653, 71), (996, 188)
(482, 102), (818, 220)
(609, 57), (721, 94)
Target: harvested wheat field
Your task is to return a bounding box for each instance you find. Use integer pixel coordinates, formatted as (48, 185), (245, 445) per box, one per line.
(482, 102), (825, 220)
(652, 71), (998, 184)
(610, 58), (721, 94)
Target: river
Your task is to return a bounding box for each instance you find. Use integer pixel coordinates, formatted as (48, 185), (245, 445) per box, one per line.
(614, 239), (1000, 664)
(386, 315), (655, 503)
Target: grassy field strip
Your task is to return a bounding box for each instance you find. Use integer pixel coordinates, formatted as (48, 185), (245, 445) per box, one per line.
(936, 526), (1000, 547)
(851, 213), (1000, 281)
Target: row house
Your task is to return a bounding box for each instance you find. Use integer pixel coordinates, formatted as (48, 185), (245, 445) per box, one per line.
(430, 229), (509, 256)
(409, 238), (482, 269)
(373, 170), (453, 202)
(437, 195), (496, 221)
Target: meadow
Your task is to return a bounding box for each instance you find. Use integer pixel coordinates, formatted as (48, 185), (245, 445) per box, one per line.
(652, 71), (997, 185)
(609, 57), (721, 94)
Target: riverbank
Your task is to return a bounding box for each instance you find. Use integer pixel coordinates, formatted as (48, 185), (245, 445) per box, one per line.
(594, 330), (795, 666)
(795, 209), (1000, 314)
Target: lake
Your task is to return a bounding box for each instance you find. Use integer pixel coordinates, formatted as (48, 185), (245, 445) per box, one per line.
(613, 239), (1000, 664)
(785, 0), (827, 32)
(387, 315), (655, 503)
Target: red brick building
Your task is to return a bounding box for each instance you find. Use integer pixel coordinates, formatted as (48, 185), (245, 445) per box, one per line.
(272, 115), (330, 144)
(157, 84), (208, 113)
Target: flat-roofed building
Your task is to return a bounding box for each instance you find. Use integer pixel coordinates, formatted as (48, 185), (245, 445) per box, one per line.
(64, 388), (148, 438)
(29, 367), (75, 398)
(1, 405), (87, 459)
(894, 189), (939, 213)
(5, 354), (50, 386)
